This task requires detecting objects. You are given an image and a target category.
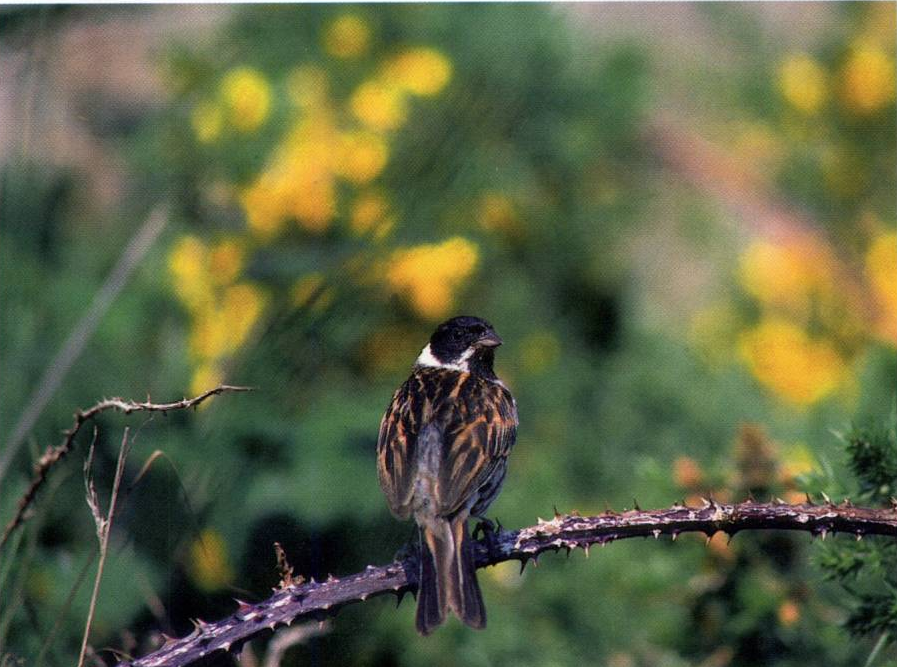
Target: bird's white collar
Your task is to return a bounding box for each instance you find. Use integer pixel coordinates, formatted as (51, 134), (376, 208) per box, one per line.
(415, 343), (473, 373)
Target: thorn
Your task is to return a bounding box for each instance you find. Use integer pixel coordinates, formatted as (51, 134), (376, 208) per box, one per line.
(705, 534), (712, 546)
(633, 498), (641, 511)
(319, 620), (326, 631)
(652, 529), (661, 540)
(221, 642), (231, 652)
(565, 546), (572, 558)
(570, 508), (581, 517)
(553, 505), (561, 520)
(805, 493), (813, 505)
(820, 491), (832, 505)
(671, 530), (679, 541)
(842, 497), (853, 508)
(583, 544), (590, 558)
(700, 497), (711, 508)
(855, 531), (863, 541)
(819, 527), (828, 540)
(774, 497), (786, 505)
(360, 593), (369, 601)
(747, 491), (756, 502)
(531, 554), (539, 567)
(726, 532), (735, 545)
(519, 557), (528, 574)
(326, 574), (337, 583)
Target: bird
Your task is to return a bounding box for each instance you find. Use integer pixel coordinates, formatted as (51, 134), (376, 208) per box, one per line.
(377, 315), (518, 635)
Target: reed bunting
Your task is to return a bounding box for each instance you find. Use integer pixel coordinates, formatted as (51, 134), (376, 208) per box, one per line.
(377, 316), (518, 634)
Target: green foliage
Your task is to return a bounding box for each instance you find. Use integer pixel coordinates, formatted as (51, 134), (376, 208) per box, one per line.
(817, 413), (897, 644)
(0, 4), (895, 666)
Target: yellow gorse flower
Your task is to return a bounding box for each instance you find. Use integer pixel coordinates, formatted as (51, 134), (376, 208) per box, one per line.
(221, 67), (272, 132)
(351, 80), (408, 132)
(351, 190), (394, 238)
(242, 110), (340, 236)
(384, 48), (453, 97)
(738, 239), (833, 318)
(336, 131), (389, 184)
(323, 14), (371, 59)
(350, 48), (452, 132)
(777, 53), (827, 114)
(187, 529), (235, 592)
(738, 317), (847, 406)
(866, 231), (897, 344)
(386, 237), (479, 319)
(168, 234), (266, 398)
(839, 40), (896, 114)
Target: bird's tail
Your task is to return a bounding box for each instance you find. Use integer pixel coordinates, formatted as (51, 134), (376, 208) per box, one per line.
(416, 517), (486, 635)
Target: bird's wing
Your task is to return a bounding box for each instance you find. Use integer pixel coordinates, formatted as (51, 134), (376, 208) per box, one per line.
(376, 374), (424, 519)
(434, 375), (518, 517)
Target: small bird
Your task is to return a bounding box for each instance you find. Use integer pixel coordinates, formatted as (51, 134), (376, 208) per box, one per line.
(377, 316), (518, 635)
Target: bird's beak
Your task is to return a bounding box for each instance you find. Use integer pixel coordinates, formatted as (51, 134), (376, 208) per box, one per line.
(475, 330), (503, 348)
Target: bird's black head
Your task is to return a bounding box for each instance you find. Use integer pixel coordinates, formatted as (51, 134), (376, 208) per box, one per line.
(416, 315), (503, 377)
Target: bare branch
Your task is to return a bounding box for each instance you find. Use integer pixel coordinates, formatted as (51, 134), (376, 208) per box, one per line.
(119, 499), (897, 667)
(0, 385), (251, 552)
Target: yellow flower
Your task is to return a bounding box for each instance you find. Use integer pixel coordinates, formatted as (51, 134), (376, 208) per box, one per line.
(191, 102), (224, 143)
(168, 236), (213, 312)
(221, 67), (272, 132)
(350, 79), (408, 132)
(323, 14), (371, 59)
(738, 318), (847, 405)
(350, 191), (393, 238)
(336, 131), (389, 184)
(222, 283), (265, 350)
(208, 239), (244, 286)
(738, 240), (831, 316)
(840, 40), (896, 114)
(187, 528), (234, 592)
(384, 48), (452, 97)
(866, 231), (897, 344)
(386, 237), (479, 319)
(241, 114), (340, 236)
(777, 54), (827, 114)
(240, 171), (293, 238)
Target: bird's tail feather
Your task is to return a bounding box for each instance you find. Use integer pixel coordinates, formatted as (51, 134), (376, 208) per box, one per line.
(416, 518), (485, 635)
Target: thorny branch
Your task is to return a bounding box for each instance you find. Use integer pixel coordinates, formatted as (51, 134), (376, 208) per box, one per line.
(0, 385), (251, 551)
(121, 498), (897, 667)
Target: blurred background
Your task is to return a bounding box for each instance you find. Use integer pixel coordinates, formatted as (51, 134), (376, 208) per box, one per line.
(1, 4), (895, 666)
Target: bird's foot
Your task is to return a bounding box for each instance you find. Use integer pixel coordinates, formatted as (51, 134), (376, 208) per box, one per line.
(473, 517), (500, 551)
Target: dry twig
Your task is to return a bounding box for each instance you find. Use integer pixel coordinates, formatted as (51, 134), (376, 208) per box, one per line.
(78, 427), (132, 667)
(120, 498), (897, 667)
(0, 385), (251, 552)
